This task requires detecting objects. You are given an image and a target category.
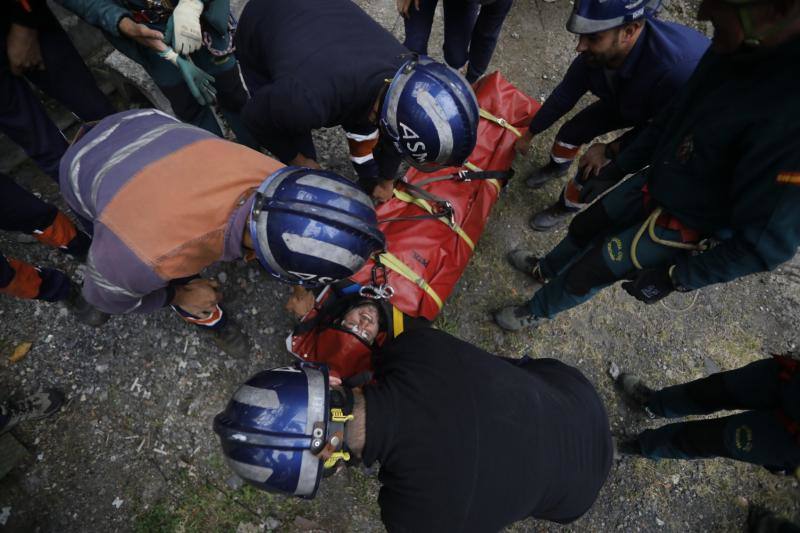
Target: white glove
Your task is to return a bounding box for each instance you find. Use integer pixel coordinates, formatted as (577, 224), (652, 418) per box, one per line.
(170, 0), (204, 56)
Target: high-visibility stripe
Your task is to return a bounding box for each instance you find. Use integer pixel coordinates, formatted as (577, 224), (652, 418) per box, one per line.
(463, 161), (501, 193)
(350, 153), (375, 164)
(777, 172), (800, 185)
(563, 178), (586, 209)
(344, 130), (379, 142)
(33, 211), (77, 249)
(179, 304), (224, 326)
(478, 108), (522, 138)
(379, 252), (443, 310)
(0, 258), (42, 300)
(551, 140), (579, 163)
(392, 305), (405, 337)
(392, 189), (475, 250)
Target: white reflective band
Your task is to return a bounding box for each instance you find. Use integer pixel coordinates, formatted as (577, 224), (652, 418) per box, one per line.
(414, 87), (454, 163)
(226, 458), (273, 483)
(344, 130), (379, 142)
(555, 140), (578, 149)
(234, 385), (280, 409)
(350, 153), (375, 165)
(282, 233), (365, 271)
(294, 174), (373, 210)
(551, 155), (574, 164)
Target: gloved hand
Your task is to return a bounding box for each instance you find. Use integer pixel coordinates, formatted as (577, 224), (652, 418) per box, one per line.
(622, 267), (674, 304)
(203, 0), (230, 35)
(578, 161), (624, 203)
(159, 48), (216, 106)
(165, 0), (204, 56)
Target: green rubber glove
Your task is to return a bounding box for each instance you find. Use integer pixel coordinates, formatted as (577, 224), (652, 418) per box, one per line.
(159, 48), (216, 106)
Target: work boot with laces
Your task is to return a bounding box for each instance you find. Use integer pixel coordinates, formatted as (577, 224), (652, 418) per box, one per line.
(1, 389), (65, 434)
(506, 250), (546, 283)
(492, 305), (543, 331)
(529, 202), (573, 232)
(525, 160), (570, 189)
(209, 320), (251, 359)
(65, 284), (111, 327)
(609, 365), (657, 418)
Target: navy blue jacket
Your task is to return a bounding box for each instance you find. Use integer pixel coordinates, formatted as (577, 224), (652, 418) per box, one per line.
(615, 37), (800, 291)
(235, 0), (408, 182)
(528, 18), (709, 145)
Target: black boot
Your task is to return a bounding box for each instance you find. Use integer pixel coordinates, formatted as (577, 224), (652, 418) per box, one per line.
(66, 284), (111, 327)
(1, 389), (65, 434)
(525, 160), (569, 189)
(609, 364), (657, 418)
(208, 320), (251, 359)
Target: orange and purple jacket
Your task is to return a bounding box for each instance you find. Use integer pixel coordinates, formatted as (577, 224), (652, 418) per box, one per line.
(59, 109), (283, 314)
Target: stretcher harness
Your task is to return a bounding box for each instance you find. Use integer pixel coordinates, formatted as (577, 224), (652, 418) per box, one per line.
(287, 72), (541, 379)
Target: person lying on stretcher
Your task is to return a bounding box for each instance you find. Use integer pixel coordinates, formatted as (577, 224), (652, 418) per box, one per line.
(287, 282), (430, 384)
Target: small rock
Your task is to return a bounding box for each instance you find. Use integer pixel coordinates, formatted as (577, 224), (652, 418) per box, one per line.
(264, 517), (281, 531)
(671, 474), (680, 485)
(655, 517), (665, 527)
(510, 31), (520, 39)
(235, 523), (262, 533)
(112, 497), (124, 509)
(0, 507), (10, 526)
(227, 474), (244, 491)
(608, 362), (620, 380)
(293, 517), (322, 531)
(218, 272), (228, 284)
(96, 364), (109, 373)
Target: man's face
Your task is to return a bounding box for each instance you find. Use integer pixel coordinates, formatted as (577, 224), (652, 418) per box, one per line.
(340, 304), (380, 344)
(576, 28), (627, 67)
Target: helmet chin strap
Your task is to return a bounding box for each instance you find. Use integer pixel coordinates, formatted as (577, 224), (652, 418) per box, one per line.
(319, 387), (357, 470)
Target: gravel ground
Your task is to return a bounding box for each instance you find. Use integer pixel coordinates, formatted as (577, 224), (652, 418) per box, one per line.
(1, 0), (799, 531)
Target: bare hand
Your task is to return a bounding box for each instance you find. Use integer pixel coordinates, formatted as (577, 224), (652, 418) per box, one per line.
(6, 24), (43, 76)
(288, 153), (322, 170)
(118, 17), (166, 52)
(578, 143), (609, 181)
(172, 279), (222, 317)
(285, 286), (315, 318)
(514, 130), (534, 156)
(372, 180), (395, 203)
(396, 0), (420, 18)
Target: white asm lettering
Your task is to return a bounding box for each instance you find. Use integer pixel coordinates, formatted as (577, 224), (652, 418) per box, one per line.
(288, 271), (335, 285)
(399, 122), (428, 162)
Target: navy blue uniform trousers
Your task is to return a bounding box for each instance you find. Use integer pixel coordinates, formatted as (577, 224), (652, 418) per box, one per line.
(640, 358), (800, 473)
(402, 0), (513, 83)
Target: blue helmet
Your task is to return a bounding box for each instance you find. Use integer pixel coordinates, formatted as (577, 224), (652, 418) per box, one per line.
(213, 363), (353, 498)
(566, 0), (661, 34)
(380, 56), (479, 172)
(250, 167), (386, 288)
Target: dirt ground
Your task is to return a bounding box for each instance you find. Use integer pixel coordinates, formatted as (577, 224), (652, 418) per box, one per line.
(1, 0), (799, 531)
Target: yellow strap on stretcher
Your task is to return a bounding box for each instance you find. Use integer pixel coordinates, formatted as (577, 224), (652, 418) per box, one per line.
(478, 108), (522, 138)
(392, 305), (405, 337)
(379, 252), (444, 311)
(392, 188), (476, 250)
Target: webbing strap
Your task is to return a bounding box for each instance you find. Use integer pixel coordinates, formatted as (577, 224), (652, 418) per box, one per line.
(392, 305), (405, 337)
(392, 189), (475, 250)
(479, 108), (522, 138)
(379, 252), (444, 310)
(463, 161), (501, 193)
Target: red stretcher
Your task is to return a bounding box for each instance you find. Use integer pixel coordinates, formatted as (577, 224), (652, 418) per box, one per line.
(287, 72), (541, 379)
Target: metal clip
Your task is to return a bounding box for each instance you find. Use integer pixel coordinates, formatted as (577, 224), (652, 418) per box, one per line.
(359, 284), (395, 300)
(456, 170), (471, 182)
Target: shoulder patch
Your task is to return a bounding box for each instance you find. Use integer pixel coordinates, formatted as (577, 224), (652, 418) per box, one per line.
(776, 172), (800, 185)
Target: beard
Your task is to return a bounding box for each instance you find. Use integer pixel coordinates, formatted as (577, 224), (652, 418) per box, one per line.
(582, 47), (626, 68)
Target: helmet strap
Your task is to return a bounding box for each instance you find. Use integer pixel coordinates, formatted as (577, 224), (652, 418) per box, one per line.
(320, 387), (357, 469)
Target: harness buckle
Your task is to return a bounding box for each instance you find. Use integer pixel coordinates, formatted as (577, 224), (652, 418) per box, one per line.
(456, 169), (471, 182)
